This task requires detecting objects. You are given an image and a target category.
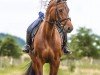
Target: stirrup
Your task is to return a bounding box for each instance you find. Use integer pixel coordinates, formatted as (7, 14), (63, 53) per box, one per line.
(63, 46), (72, 54)
(65, 50), (72, 54)
(23, 45), (30, 53)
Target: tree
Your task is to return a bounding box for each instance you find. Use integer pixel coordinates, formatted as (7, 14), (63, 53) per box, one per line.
(0, 40), (2, 48)
(69, 27), (100, 59)
(0, 36), (22, 58)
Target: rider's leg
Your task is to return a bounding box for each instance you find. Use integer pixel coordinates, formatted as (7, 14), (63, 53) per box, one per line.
(23, 33), (32, 53)
(62, 32), (71, 54)
(23, 12), (44, 53)
(23, 19), (43, 53)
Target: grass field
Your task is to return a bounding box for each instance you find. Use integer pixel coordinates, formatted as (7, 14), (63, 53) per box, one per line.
(0, 58), (100, 75)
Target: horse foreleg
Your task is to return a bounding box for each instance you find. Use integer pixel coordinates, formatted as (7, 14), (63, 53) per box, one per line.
(31, 58), (39, 75)
(37, 58), (44, 75)
(31, 57), (43, 75)
(49, 59), (60, 75)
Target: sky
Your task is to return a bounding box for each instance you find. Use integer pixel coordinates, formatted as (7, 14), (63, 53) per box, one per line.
(0, 0), (100, 40)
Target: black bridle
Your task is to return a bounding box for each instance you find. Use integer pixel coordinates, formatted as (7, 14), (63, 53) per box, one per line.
(46, 1), (71, 33)
(55, 1), (71, 33)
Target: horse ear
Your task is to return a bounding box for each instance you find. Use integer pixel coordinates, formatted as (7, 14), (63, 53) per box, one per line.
(57, 0), (67, 3)
(57, 0), (61, 3)
(63, 0), (67, 1)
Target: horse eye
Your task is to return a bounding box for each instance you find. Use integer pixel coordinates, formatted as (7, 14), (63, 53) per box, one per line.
(59, 9), (63, 12)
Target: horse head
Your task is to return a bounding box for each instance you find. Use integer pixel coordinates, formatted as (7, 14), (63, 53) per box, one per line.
(45, 0), (73, 33)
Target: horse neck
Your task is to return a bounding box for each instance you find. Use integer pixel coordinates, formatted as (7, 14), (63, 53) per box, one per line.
(43, 21), (55, 39)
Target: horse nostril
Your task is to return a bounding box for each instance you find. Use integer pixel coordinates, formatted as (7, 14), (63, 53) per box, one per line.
(68, 27), (70, 30)
(67, 27), (73, 33)
(68, 27), (71, 31)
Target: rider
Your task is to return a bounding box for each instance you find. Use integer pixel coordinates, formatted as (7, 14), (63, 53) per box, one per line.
(23, 11), (71, 54)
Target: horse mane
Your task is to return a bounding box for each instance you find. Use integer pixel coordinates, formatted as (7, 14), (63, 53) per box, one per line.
(45, 0), (56, 18)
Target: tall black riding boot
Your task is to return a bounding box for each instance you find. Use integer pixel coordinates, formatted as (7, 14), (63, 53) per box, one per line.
(62, 32), (71, 54)
(23, 34), (32, 53)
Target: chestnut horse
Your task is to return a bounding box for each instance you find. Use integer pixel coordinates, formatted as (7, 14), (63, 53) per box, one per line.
(25, 0), (73, 75)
